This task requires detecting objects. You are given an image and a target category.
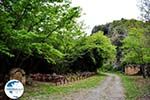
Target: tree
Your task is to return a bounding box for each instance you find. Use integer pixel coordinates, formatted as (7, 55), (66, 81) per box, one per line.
(0, 0), (124, 75)
(122, 28), (150, 78)
(138, 0), (150, 22)
(91, 19), (148, 69)
(0, 0), (83, 73)
(68, 32), (116, 72)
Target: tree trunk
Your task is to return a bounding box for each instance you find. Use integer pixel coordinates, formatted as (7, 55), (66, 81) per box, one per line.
(141, 65), (147, 78)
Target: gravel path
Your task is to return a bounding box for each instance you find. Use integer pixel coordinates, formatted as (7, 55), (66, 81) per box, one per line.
(29, 74), (125, 100)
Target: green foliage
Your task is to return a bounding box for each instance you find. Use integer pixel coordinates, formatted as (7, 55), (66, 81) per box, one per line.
(0, 41), (14, 57)
(122, 28), (150, 64)
(0, 0), (83, 67)
(0, 0), (117, 73)
(67, 32), (116, 72)
(84, 32), (116, 62)
(92, 19), (150, 71)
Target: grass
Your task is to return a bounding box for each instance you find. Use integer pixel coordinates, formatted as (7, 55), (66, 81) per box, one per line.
(119, 74), (150, 100)
(21, 73), (106, 99)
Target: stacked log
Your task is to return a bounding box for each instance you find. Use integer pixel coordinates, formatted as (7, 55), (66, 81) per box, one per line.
(29, 72), (96, 86)
(30, 73), (52, 82)
(125, 64), (140, 75)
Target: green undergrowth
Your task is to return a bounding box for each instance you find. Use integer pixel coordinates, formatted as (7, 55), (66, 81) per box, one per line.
(119, 74), (150, 100)
(21, 73), (106, 99)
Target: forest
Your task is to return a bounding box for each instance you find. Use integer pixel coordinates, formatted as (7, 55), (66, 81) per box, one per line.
(0, 0), (149, 100)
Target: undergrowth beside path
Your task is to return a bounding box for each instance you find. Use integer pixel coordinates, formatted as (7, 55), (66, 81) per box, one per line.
(119, 74), (150, 100)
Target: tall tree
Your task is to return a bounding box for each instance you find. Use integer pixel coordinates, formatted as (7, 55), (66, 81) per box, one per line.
(68, 32), (116, 72)
(0, 0), (82, 68)
(122, 28), (150, 78)
(138, 0), (150, 22)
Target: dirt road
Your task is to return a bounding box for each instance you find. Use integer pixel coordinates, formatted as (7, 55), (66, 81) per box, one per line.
(29, 74), (125, 100)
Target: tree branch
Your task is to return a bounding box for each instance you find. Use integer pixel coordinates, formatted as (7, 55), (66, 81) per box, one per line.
(13, 1), (31, 29)
(43, 14), (75, 42)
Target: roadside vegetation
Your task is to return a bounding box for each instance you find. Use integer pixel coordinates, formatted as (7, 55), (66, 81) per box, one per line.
(119, 74), (150, 100)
